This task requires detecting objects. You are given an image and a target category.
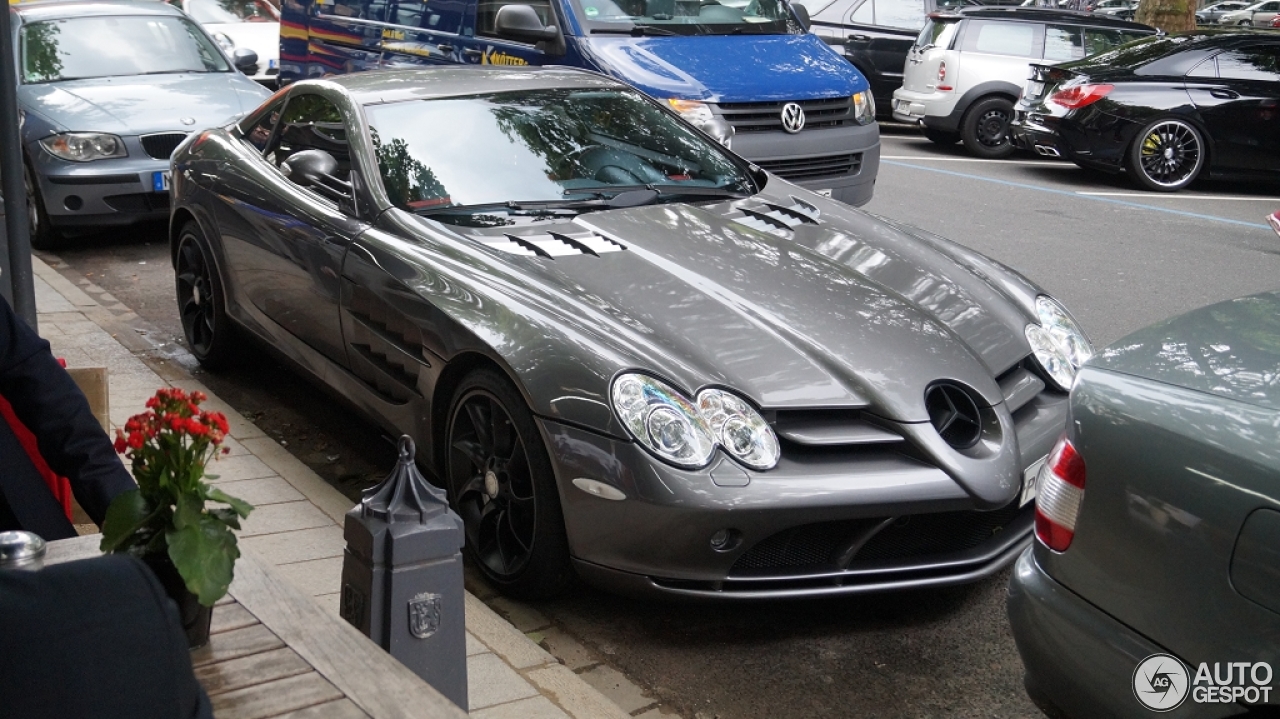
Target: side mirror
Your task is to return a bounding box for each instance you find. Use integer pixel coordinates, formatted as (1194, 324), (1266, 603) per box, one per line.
(494, 4), (562, 44)
(232, 48), (260, 74)
(282, 149), (340, 187)
(791, 1), (810, 31)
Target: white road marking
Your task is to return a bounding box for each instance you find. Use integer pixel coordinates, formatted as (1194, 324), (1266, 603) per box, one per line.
(880, 155), (1069, 166)
(1077, 191), (1280, 202)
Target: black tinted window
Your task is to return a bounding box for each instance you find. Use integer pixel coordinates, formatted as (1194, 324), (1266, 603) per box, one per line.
(1215, 45), (1280, 82)
(241, 99), (285, 152)
(962, 20), (1041, 57)
(269, 94), (351, 179)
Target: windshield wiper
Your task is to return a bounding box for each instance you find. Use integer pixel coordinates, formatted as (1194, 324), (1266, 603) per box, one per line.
(570, 184), (747, 200)
(589, 25), (680, 35)
(416, 190), (664, 217)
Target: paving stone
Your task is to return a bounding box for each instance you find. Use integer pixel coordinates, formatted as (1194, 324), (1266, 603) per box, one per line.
(487, 596), (551, 633)
(464, 593), (556, 671)
(526, 665), (632, 719)
(204, 455), (276, 482)
(241, 526), (346, 566)
(471, 696), (571, 719)
(273, 556), (344, 597)
(212, 476), (305, 507)
(467, 632), (488, 657)
(240, 437), (353, 524)
(236, 501), (333, 538)
(466, 653), (539, 711)
(578, 665), (654, 714)
(538, 627), (599, 671)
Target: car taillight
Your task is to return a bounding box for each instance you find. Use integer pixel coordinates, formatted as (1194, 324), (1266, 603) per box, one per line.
(1034, 436), (1086, 552)
(938, 61), (947, 83)
(1048, 83), (1113, 110)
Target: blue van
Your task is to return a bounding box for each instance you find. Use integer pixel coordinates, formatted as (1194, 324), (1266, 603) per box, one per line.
(279, 0), (880, 205)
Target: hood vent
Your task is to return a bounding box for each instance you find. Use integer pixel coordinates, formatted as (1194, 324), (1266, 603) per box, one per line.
(772, 408), (902, 447)
(470, 230), (625, 258)
(724, 196), (821, 238)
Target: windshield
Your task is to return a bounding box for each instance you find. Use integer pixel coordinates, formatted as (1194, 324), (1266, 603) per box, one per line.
(184, 0), (281, 24)
(569, 0), (804, 36)
(915, 17), (959, 48)
(19, 15), (230, 83)
(364, 88), (754, 225)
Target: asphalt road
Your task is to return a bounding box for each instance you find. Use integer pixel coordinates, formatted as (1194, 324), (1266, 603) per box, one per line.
(41, 126), (1280, 719)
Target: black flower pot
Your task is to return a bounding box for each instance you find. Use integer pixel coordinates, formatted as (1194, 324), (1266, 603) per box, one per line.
(142, 552), (213, 649)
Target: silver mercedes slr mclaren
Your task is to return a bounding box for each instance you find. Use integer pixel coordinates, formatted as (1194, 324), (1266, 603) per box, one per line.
(168, 66), (1088, 599)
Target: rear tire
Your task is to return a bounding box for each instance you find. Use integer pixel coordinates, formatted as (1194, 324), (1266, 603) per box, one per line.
(446, 368), (574, 600)
(1125, 117), (1204, 192)
(922, 127), (961, 146)
(175, 221), (241, 370)
(960, 96), (1017, 159)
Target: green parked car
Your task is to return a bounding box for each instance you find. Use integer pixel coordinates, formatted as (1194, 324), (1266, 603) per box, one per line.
(1008, 289), (1280, 718)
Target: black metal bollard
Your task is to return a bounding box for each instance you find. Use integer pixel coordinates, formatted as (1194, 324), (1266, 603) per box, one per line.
(340, 435), (468, 710)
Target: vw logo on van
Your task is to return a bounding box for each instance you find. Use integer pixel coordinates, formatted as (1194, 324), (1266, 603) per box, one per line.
(780, 102), (806, 134)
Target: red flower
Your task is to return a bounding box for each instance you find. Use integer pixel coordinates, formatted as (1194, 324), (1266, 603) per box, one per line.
(145, 396), (160, 409)
(113, 432), (127, 454)
(191, 391), (207, 403)
(208, 412), (229, 435)
(127, 432), (145, 450)
(186, 418), (209, 437)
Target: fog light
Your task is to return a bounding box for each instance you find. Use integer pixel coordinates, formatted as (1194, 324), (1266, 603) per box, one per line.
(64, 195), (83, 211)
(709, 528), (740, 552)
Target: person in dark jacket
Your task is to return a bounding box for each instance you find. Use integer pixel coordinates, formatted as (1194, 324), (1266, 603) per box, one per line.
(0, 294), (135, 539)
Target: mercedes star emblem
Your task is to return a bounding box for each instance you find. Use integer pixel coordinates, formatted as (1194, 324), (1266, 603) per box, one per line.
(780, 102), (806, 134)
(181, 117), (196, 126)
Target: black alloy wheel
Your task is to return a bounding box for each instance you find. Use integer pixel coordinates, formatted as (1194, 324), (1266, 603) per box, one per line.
(23, 163), (61, 251)
(1126, 118), (1205, 192)
(446, 369), (573, 599)
(961, 96), (1017, 159)
(175, 222), (239, 369)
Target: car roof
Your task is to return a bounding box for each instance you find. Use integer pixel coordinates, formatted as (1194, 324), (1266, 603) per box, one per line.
(305, 67), (630, 106)
(945, 5), (1155, 28)
(10, 0), (184, 23)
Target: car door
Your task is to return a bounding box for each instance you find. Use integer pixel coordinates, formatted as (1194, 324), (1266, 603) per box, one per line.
(456, 0), (560, 66)
(217, 91), (368, 368)
(843, 0), (926, 103)
(955, 18), (1046, 90)
(1186, 43), (1280, 175)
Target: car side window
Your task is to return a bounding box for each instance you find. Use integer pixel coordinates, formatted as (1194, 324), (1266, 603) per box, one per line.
(848, 0), (873, 24)
(1081, 27), (1140, 56)
(240, 99), (285, 153)
(962, 20), (1041, 58)
(872, 0), (925, 29)
(1215, 45), (1280, 82)
(265, 94), (355, 207)
(1043, 25), (1084, 61)
(477, 0), (553, 37)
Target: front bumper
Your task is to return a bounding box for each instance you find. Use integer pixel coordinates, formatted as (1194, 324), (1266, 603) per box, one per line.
(1007, 548), (1241, 719)
(28, 142), (174, 230)
(729, 122), (880, 208)
(539, 389), (1064, 599)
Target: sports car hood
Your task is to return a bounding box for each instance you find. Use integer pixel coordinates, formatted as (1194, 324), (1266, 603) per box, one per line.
(1089, 291), (1280, 412)
(18, 73), (270, 136)
(459, 194), (1037, 422)
(579, 34), (865, 103)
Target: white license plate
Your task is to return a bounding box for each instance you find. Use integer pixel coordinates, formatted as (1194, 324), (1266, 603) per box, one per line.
(1026, 81), (1044, 98)
(815, 188), (833, 198)
(152, 170), (171, 193)
(1021, 455), (1048, 507)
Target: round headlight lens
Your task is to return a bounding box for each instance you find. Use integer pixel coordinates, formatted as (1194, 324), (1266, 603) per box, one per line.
(611, 374), (715, 469)
(1026, 324), (1075, 391)
(1035, 295), (1093, 368)
(696, 388), (780, 470)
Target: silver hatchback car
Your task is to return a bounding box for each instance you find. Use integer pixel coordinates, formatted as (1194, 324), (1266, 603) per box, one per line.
(13, 0), (271, 248)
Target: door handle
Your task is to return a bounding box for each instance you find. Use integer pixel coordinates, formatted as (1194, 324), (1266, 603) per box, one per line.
(437, 43), (454, 53)
(1210, 88), (1240, 99)
(462, 48), (483, 59)
(849, 34), (872, 42)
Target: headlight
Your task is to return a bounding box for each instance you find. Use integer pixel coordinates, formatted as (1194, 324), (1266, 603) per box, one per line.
(666, 98), (734, 148)
(1026, 324), (1076, 391)
(612, 373), (716, 469)
(852, 90), (876, 126)
(213, 32), (235, 51)
(697, 389), (780, 470)
(39, 133), (127, 162)
(1035, 295), (1093, 368)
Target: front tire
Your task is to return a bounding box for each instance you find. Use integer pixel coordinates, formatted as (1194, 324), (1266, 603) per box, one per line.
(1125, 118), (1205, 192)
(446, 368), (573, 600)
(960, 96), (1017, 159)
(175, 222), (241, 369)
(24, 164), (62, 251)
(923, 127), (961, 146)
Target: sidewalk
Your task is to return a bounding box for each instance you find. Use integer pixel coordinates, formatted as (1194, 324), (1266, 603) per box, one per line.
(30, 255), (632, 719)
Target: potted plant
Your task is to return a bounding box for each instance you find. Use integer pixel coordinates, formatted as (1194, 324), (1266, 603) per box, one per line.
(100, 388), (253, 648)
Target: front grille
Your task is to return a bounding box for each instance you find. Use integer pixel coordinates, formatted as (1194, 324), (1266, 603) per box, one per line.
(755, 153), (862, 181)
(140, 132), (188, 160)
(103, 193), (170, 213)
(851, 502), (1023, 564)
(729, 502), (1024, 575)
(716, 97), (852, 133)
